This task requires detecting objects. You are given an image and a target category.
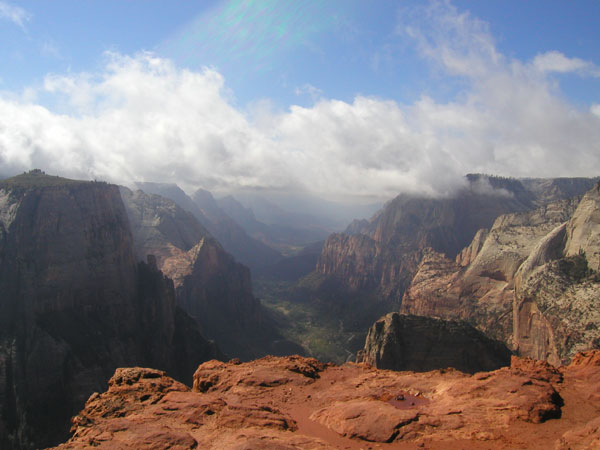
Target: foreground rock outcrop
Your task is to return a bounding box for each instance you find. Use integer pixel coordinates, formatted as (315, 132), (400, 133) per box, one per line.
(0, 171), (219, 449)
(53, 352), (600, 449)
(357, 313), (511, 374)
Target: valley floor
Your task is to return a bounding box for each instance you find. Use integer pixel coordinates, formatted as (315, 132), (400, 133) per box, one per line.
(256, 276), (394, 364)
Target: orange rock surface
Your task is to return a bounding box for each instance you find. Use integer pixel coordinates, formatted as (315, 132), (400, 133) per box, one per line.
(52, 352), (600, 449)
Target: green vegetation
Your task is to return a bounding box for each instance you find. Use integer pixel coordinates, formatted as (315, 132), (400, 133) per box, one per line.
(557, 251), (594, 282)
(256, 276), (395, 364)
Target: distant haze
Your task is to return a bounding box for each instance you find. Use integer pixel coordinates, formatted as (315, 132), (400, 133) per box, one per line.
(0, 1), (599, 202)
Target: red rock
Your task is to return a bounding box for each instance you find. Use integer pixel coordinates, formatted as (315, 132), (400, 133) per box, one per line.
(192, 355), (327, 393)
(509, 355), (563, 384)
(555, 416), (600, 450)
(310, 399), (419, 442)
(50, 353), (600, 449)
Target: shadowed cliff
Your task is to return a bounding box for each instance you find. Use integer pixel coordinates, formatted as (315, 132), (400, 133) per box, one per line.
(0, 171), (219, 449)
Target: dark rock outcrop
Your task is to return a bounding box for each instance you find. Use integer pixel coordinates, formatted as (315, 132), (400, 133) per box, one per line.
(0, 171), (218, 449)
(356, 313), (512, 373)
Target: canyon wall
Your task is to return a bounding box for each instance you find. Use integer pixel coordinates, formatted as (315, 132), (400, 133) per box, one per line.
(120, 187), (298, 360)
(0, 172), (218, 449)
(401, 183), (600, 364)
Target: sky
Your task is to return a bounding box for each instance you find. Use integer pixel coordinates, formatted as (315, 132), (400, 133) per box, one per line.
(0, 0), (599, 202)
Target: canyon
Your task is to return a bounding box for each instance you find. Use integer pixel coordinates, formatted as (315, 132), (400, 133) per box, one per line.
(119, 186), (300, 360)
(2, 170), (600, 448)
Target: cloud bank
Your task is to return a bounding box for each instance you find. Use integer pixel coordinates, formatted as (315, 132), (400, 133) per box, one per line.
(0, 2), (599, 200)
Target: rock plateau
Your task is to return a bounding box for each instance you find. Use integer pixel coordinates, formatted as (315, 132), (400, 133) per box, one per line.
(52, 351), (600, 449)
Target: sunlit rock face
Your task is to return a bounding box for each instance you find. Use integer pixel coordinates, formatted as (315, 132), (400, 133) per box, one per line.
(401, 182), (600, 365)
(0, 172), (218, 450)
(51, 352), (600, 449)
(316, 175), (598, 306)
(316, 176), (541, 304)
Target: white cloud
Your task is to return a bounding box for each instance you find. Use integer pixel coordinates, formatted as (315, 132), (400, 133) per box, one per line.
(0, 1), (30, 29)
(533, 51), (600, 77)
(0, 3), (599, 201)
(399, 0), (503, 79)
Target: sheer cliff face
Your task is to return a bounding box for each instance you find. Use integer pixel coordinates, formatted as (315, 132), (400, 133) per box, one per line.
(316, 179), (534, 302)
(120, 187), (274, 360)
(514, 183), (600, 364)
(0, 174), (217, 450)
(401, 184), (600, 365)
(565, 183), (600, 270)
(315, 176), (598, 304)
(119, 187), (211, 287)
(0, 181), (137, 321)
(402, 199), (578, 342)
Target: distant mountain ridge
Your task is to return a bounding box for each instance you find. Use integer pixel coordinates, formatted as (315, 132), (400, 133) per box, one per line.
(135, 182), (283, 273)
(217, 194), (330, 255)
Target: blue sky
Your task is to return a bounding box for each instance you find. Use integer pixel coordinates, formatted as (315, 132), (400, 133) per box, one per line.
(1, 0), (599, 200)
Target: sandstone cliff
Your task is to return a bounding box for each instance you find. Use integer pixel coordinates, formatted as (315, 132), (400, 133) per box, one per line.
(0, 171), (218, 449)
(51, 351), (600, 449)
(315, 176), (597, 305)
(316, 176), (537, 303)
(120, 187), (295, 360)
(513, 183), (600, 364)
(401, 183), (600, 365)
(356, 313), (511, 373)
